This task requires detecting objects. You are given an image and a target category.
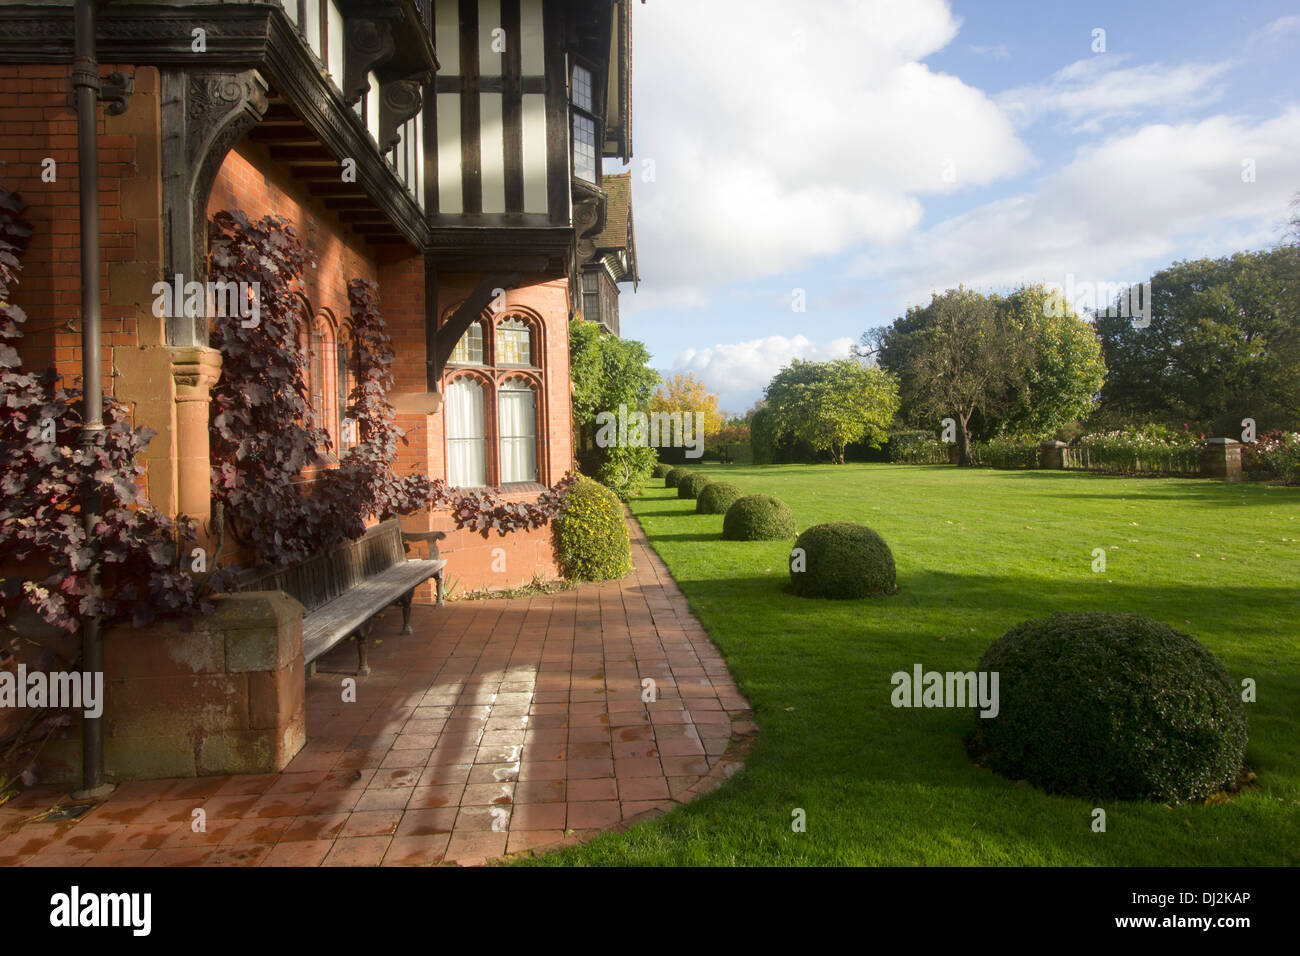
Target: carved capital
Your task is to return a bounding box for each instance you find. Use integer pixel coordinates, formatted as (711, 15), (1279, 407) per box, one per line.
(168, 346), (223, 401)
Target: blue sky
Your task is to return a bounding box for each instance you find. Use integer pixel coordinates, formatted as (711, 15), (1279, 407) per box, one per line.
(606, 0), (1300, 414)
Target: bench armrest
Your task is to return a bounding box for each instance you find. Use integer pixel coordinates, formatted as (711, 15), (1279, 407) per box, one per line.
(401, 529), (447, 559)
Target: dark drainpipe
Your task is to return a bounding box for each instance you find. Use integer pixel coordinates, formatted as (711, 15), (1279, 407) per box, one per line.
(71, 0), (111, 800)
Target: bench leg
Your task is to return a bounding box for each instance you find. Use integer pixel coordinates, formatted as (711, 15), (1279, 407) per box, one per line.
(354, 623), (372, 677)
(434, 569), (445, 608)
(399, 590), (415, 635)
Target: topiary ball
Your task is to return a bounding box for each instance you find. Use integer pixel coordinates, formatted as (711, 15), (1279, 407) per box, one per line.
(665, 466), (693, 488)
(653, 463), (673, 479)
(970, 611), (1248, 803)
(721, 494), (796, 541)
(696, 482), (743, 515)
(553, 477), (632, 581)
(787, 522), (896, 598)
(678, 473), (711, 499)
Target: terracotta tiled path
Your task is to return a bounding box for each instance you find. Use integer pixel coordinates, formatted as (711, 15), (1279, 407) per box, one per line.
(0, 515), (754, 866)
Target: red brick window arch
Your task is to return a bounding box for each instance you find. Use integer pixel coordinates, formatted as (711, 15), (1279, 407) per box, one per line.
(297, 299), (340, 455)
(495, 313), (536, 368)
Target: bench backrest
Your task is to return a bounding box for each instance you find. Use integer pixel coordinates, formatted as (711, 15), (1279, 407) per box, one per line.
(236, 519), (408, 613)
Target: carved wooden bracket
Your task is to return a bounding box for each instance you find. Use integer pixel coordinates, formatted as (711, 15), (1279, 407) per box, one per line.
(343, 18), (396, 106)
(378, 73), (429, 154)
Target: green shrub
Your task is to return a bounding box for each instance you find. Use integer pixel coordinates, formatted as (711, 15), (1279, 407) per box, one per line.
(677, 473), (711, 499)
(696, 481), (743, 515)
(652, 463), (673, 479)
(888, 431), (948, 464)
(553, 477), (632, 581)
(722, 494), (796, 541)
(787, 522), (896, 598)
(970, 611), (1247, 803)
(665, 466), (693, 488)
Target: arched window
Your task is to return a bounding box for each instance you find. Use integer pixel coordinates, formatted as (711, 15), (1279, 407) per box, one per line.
(498, 380), (538, 483)
(446, 377), (487, 487)
(336, 324), (357, 451)
(496, 316), (532, 367)
(449, 321), (485, 365)
(302, 306), (337, 453)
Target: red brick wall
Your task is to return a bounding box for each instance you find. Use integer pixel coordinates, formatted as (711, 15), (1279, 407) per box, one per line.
(0, 63), (160, 388)
(207, 140), (383, 324)
(207, 146), (575, 596)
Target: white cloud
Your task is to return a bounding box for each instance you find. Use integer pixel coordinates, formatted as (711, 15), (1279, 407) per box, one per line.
(632, 0), (1032, 306)
(855, 108), (1300, 308)
(670, 334), (856, 412)
(1259, 15), (1300, 41)
(997, 57), (1231, 133)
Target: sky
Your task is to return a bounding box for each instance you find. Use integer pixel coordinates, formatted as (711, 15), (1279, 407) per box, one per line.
(604, 0), (1300, 415)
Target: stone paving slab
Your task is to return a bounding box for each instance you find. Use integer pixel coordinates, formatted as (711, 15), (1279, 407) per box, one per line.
(0, 513), (754, 866)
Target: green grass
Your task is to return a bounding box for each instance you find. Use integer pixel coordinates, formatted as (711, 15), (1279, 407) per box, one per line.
(520, 464), (1300, 866)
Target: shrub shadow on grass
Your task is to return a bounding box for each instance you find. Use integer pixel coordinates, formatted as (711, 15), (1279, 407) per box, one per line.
(644, 531), (730, 543)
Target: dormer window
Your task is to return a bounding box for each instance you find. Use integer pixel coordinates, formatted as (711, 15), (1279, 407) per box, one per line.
(571, 63), (598, 183)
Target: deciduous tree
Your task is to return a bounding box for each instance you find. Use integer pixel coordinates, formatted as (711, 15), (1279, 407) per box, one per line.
(763, 359), (899, 464)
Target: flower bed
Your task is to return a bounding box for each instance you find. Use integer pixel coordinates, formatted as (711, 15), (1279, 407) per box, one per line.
(1065, 426), (1202, 477)
(1241, 430), (1300, 484)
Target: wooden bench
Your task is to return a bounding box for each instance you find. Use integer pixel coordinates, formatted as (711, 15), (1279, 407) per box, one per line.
(236, 518), (446, 676)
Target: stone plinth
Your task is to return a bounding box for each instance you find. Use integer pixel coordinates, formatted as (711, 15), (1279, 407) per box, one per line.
(1200, 438), (1242, 482)
(1039, 440), (1068, 469)
(36, 593), (306, 783)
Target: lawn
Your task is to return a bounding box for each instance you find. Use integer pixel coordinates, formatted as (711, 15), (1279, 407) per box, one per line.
(522, 463), (1300, 866)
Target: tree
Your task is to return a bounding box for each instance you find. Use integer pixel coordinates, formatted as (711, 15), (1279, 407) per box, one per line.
(1095, 247), (1300, 433)
(569, 319), (661, 498)
(762, 359), (899, 464)
(871, 288), (1028, 466)
(985, 284), (1106, 438)
(706, 413), (751, 460)
(864, 284), (1105, 444)
(650, 373), (724, 439)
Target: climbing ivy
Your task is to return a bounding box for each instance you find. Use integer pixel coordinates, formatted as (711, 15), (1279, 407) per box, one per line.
(0, 187), (217, 635)
(207, 210), (574, 571)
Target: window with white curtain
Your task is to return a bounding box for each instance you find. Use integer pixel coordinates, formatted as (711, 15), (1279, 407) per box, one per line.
(446, 378), (487, 487)
(498, 382), (537, 484)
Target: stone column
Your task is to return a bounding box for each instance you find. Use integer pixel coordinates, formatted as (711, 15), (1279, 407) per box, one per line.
(1200, 438), (1242, 482)
(1039, 440), (1068, 469)
(168, 346), (223, 523)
